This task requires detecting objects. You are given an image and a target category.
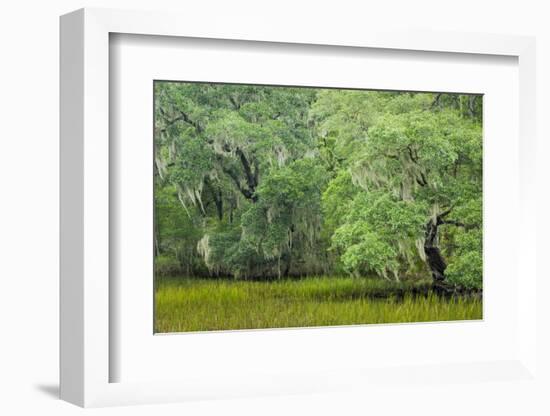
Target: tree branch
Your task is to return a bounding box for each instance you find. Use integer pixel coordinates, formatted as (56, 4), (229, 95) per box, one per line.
(229, 95), (241, 110)
(431, 93), (442, 109)
(438, 207), (453, 219)
(236, 148), (258, 198)
(222, 164), (258, 202)
(439, 219), (477, 230)
(439, 219), (465, 227)
(406, 145), (418, 163)
(159, 109), (203, 134)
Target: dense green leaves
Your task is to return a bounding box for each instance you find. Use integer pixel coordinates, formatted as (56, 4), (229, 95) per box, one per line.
(314, 91), (482, 287)
(330, 192), (427, 279)
(155, 82), (483, 289)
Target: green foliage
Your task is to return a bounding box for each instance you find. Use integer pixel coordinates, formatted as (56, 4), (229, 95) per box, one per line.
(154, 255), (182, 277)
(321, 170), (358, 234)
(155, 185), (206, 275)
(446, 228), (483, 288)
(333, 225), (399, 279)
(155, 82), (483, 290)
(316, 91), (482, 287)
(330, 192), (427, 278)
(155, 277), (482, 332)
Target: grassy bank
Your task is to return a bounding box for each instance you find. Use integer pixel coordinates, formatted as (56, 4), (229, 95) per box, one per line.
(154, 276), (482, 333)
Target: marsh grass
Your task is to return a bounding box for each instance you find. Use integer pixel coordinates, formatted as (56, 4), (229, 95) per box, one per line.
(154, 276), (482, 333)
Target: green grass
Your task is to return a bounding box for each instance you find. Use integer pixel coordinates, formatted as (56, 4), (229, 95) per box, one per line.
(154, 276), (482, 333)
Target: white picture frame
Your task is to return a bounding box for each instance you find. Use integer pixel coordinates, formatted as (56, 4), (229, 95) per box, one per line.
(60, 7), (538, 408)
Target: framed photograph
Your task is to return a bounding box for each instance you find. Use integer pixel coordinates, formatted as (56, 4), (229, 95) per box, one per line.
(151, 80), (483, 334)
(60, 8), (539, 408)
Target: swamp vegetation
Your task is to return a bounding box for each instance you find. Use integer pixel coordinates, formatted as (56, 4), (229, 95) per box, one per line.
(154, 82), (483, 332)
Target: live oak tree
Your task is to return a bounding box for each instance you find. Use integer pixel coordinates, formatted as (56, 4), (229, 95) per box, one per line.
(155, 82), (483, 290)
(313, 91), (482, 289)
(155, 82), (325, 278)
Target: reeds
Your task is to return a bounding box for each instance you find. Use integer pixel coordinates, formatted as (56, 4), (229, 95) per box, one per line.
(154, 277), (482, 333)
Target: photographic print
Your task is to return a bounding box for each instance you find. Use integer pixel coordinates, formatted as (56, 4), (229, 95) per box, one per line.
(154, 81), (483, 333)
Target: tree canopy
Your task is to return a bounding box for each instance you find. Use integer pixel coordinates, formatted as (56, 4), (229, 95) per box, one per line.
(154, 82), (482, 290)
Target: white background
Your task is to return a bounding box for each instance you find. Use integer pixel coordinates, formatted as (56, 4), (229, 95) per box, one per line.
(111, 34), (518, 383)
(1, 1), (549, 415)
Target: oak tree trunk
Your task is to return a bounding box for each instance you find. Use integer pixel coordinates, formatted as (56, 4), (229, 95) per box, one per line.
(424, 218), (450, 291)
